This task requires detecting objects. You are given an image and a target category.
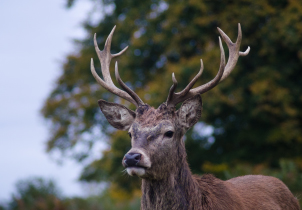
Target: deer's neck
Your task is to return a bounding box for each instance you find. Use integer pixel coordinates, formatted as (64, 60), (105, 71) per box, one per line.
(141, 158), (244, 210)
(141, 151), (200, 210)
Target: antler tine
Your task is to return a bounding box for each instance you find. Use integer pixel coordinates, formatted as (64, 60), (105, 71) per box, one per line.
(217, 23), (250, 82)
(178, 59), (204, 97)
(115, 62), (145, 106)
(104, 25), (115, 52)
(166, 73), (178, 104)
(166, 36), (226, 107)
(166, 60), (203, 105)
(190, 37), (225, 94)
(91, 26), (142, 107)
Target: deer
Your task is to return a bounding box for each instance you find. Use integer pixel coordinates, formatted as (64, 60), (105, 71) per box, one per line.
(90, 24), (301, 210)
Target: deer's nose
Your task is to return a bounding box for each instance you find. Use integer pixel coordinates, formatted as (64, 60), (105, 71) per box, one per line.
(124, 153), (141, 167)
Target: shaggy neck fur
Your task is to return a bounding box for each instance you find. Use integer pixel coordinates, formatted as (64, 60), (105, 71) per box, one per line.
(140, 140), (244, 210)
(141, 142), (196, 210)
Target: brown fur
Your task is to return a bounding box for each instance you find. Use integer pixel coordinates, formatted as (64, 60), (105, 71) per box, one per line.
(141, 144), (300, 210)
(99, 96), (300, 210)
(94, 24), (300, 210)
(139, 131), (300, 210)
(136, 104), (174, 126)
(137, 101), (299, 210)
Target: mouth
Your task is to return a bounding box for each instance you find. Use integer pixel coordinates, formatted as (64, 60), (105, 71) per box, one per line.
(126, 166), (147, 177)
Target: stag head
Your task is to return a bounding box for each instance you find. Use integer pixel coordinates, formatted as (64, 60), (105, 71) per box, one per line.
(91, 25), (250, 180)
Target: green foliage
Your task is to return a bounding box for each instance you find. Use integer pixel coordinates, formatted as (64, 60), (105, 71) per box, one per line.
(7, 177), (63, 210)
(85, 190), (141, 210)
(80, 131), (140, 195)
(0, 204), (6, 210)
(63, 193), (140, 210)
(66, 0), (76, 8)
(41, 0), (302, 202)
(2, 177), (141, 210)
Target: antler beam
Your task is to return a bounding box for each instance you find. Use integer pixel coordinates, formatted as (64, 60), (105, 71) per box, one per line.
(91, 26), (144, 107)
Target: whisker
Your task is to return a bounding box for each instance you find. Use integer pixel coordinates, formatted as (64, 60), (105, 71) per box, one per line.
(121, 168), (128, 176)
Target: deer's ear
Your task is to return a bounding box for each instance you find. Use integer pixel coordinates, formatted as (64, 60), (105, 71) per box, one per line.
(177, 95), (202, 130)
(98, 100), (136, 130)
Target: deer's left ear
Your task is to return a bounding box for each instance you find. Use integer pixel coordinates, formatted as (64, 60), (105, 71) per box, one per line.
(177, 95), (202, 130)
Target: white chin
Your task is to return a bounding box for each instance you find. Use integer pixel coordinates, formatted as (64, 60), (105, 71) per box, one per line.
(126, 167), (146, 177)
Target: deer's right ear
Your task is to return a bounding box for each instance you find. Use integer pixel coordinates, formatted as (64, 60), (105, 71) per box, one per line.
(98, 100), (136, 130)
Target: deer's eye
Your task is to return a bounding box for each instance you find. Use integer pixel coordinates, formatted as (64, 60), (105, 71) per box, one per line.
(128, 132), (132, 138)
(164, 131), (174, 138)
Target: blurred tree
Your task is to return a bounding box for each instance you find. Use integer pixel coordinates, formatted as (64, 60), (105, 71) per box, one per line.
(2, 177), (140, 210)
(7, 177), (64, 210)
(42, 0), (302, 204)
(0, 204), (6, 210)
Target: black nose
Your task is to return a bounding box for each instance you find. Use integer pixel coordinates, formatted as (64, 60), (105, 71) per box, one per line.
(124, 153), (141, 167)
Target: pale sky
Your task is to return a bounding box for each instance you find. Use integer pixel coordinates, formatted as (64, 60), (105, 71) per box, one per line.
(0, 0), (99, 201)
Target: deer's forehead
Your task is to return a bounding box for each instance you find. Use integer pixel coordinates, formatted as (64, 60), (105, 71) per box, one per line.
(130, 121), (174, 136)
(135, 104), (175, 125)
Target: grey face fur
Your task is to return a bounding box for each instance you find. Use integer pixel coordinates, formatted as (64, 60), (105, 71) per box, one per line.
(99, 95), (202, 179)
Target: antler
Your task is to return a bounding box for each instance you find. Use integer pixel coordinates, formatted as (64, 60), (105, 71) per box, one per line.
(166, 23), (250, 107)
(91, 26), (144, 107)
(218, 23), (250, 82)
